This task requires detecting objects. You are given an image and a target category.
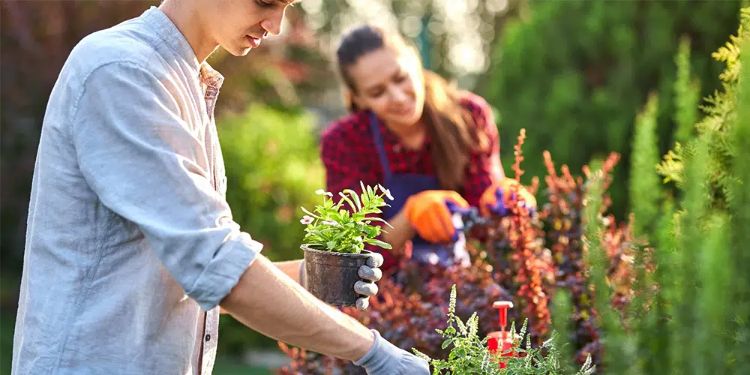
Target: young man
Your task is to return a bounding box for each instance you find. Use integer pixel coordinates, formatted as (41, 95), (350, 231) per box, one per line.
(12, 0), (429, 374)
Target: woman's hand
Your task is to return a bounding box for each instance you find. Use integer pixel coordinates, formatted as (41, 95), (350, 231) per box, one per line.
(479, 178), (537, 217)
(403, 190), (469, 243)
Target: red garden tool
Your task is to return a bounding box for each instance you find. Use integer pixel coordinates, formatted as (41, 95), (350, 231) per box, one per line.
(487, 300), (516, 369)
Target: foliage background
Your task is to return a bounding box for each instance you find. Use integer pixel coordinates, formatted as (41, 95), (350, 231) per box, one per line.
(0, 0), (744, 373)
(482, 0), (741, 213)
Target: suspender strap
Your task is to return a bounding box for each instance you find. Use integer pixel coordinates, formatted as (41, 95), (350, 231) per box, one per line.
(368, 112), (393, 181)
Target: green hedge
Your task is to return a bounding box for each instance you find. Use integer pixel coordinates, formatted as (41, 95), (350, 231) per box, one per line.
(483, 0), (741, 215)
(573, 8), (750, 373)
(218, 104), (325, 353)
(219, 105), (324, 263)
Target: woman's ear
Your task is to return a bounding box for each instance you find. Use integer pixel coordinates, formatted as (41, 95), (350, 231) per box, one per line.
(349, 91), (367, 111)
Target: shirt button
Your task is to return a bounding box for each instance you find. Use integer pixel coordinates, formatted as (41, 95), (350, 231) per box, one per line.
(205, 334), (211, 342)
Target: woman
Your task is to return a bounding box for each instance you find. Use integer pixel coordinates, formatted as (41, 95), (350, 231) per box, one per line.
(322, 25), (534, 270)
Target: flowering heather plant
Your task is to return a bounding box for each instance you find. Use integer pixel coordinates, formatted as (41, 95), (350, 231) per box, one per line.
(541, 150), (652, 368)
(540, 150), (603, 365)
(300, 182), (394, 254)
(467, 130), (555, 344)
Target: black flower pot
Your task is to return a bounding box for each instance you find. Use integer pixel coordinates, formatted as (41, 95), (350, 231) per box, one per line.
(302, 245), (370, 307)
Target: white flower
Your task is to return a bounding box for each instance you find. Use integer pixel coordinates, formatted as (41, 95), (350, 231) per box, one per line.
(322, 220), (339, 226)
(300, 216), (314, 225)
(315, 189), (333, 197)
(378, 184), (394, 200)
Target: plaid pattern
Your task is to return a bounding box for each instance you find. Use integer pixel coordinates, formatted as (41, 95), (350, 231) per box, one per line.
(321, 92), (503, 208)
(200, 62), (224, 119)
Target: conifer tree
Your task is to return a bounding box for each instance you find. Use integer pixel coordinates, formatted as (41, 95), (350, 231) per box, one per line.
(728, 28), (750, 374)
(694, 214), (731, 374)
(646, 198), (677, 374)
(671, 136), (710, 373)
(582, 165), (635, 374)
(551, 291), (576, 375)
(629, 94), (662, 236)
(673, 38), (701, 145)
(619, 93), (664, 374)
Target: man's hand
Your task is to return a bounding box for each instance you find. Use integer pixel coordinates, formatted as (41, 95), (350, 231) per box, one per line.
(353, 252), (383, 310)
(299, 252), (384, 310)
(403, 190), (469, 243)
(479, 178), (537, 217)
(354, 330), (430, 374)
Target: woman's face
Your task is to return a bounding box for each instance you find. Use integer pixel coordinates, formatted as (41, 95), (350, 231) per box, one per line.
(348, 46), (425, 130)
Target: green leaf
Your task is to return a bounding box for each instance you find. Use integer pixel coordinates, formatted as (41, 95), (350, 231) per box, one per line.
(441, 338), (454, 350)
(364, 238), (392, 250)
(338, 191), (358, 212)
(364, 215), (391, 225)
(343, 189), (363, 211)
(300, 206), (319, 219)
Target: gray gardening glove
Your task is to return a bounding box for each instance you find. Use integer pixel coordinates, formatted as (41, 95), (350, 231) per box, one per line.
(299, 252), (383, 310)
(354, 330), (430, 374)
(354, 252), (383, 310)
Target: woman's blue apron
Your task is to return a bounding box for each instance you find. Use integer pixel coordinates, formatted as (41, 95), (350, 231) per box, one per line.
(368, 112), (469, 270)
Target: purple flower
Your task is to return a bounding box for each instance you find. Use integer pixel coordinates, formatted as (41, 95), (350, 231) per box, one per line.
(300, 215), (314, 225)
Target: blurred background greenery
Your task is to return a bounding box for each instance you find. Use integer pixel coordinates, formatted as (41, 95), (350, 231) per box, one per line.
(0, 0), (742, 373)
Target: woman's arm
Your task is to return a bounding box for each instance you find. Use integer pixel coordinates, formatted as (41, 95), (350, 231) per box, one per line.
(380, 209), (415, 256)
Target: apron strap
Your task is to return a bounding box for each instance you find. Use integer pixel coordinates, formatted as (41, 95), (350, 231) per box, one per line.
(368, 112), (393, 182)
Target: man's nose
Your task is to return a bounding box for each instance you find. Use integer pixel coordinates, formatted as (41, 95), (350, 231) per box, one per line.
(260, 9), (285, 36)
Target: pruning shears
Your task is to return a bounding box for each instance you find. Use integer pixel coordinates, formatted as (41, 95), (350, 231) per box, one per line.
(447, 204), (489, 236)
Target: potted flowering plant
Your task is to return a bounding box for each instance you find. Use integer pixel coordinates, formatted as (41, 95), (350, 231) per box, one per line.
(300, 182), (394, 306)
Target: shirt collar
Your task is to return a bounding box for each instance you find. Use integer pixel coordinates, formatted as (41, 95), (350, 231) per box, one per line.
(141, 7), (224, 91)
(141, 7), (201, 73)
(200, 62), (225, 91)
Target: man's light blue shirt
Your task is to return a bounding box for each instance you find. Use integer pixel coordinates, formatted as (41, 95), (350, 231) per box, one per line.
(13, 7), (261, 374)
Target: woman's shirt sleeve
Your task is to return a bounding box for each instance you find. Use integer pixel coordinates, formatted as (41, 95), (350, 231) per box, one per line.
(461, 93), (505, 207)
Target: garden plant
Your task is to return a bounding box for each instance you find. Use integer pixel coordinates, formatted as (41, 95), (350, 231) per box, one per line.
(278, 7), (750, 373)
(299, 183), (394, 306)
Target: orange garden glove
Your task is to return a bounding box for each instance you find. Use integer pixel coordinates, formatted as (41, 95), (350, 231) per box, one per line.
(403, 190), (469, 243)
(479, 178), (537, 217)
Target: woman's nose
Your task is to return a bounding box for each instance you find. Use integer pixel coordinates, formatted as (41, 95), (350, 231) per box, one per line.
(388, 86), (408, 104)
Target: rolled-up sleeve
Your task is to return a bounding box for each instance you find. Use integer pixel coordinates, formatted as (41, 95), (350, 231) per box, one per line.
(71, 62), (260, 310)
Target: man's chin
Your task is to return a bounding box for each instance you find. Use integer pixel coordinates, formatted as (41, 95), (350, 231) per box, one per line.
(224, 46), (253, 57)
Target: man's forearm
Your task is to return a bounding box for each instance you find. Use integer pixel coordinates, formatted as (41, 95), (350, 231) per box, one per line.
(220, 255), (373, 361)
(274, 259), (304, 283)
